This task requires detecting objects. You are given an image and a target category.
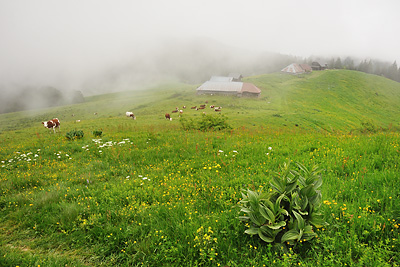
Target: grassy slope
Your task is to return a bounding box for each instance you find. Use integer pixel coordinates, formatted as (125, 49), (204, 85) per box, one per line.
(1, 69), (400, 133)
(1, 70), (400, 266)
(246, 70), (400, 131)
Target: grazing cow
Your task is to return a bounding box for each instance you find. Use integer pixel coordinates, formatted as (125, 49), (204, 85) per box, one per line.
(191, 106), (197, 109)
(165, 113), (172, 121)
(214, 108), (221, 112)
(210, 105), (215, 108)
(94, 112), (98, 115)
(200, 104), (206, 108)
(183, 106), (186, 109)
(42, 118), (60, 133)
(126, 112), (136, 120)
(172, 110), (178, 113)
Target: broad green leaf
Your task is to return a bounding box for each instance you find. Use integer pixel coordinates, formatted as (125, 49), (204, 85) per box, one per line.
(262, 198), (275, 211)
(300, 185), (316, 198)
(258, 229), (274, 243)
(259, 205), (274, 222)
(309, 192), (322, 207)
(280, 208), (289, 216)
(313, 176), (323, 189)
(285, 180), (297, 193)
(240, 207), (252, 213)
(309, 212), (328, 228)
(293, 210), (305, 230)
(267, 220), (286, 230)
(245, 227), (259, 235)
(281, 229), (300, 243)
(300, 195), (309, 211)
(296, 209), (308, 216)
(238, 216), (250, 221)
(271, 175), (286, 193)
(302, 232), (317, 241)
(249, 212), (265, 226)
(298, 229), (304, 241)
(247, 190), (260, 211)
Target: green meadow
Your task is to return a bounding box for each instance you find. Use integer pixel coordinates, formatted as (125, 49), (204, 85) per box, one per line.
(1, 70), (399, 266)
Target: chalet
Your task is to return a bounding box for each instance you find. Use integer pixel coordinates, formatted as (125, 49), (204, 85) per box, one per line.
(196, 75), (261, 98)
(281, 63), (312, 75)
(311, 61), (328, 70)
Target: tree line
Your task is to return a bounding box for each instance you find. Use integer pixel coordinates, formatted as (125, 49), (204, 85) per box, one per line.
(304, 56), (400, 83)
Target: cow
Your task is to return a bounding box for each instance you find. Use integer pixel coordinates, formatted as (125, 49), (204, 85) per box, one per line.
(165, 113), (172, 121)
(172, 110), (178, 113)
(191, 106), (197, 109)
(126, 112), (136, 120)
(42, 118), (60, 133)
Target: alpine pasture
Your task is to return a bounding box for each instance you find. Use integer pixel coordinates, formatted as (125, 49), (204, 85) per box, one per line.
(1, 70), (400, 266)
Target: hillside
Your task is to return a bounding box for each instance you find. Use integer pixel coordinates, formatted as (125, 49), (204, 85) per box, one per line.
(1, 70), (400, 266)
(0, 70), (400, 133)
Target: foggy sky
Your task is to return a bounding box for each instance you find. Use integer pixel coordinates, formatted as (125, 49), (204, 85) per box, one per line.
(1, 0), (399, 95)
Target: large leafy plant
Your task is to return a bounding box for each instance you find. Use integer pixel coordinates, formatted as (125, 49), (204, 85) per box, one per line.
(238, 161), (327, 245)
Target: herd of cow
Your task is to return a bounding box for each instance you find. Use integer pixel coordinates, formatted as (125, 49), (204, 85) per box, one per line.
(42, 103), (222, 133)
(164, 103), (222, 121)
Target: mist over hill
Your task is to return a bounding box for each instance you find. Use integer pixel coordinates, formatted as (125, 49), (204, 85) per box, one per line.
(1, 37), (399, 115)
(0, 39), (299, 113)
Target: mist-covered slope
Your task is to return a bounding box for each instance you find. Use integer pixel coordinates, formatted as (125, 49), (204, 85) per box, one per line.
(1, 69), (400, 133)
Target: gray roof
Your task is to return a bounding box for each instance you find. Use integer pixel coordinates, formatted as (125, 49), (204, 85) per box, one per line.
(197, 81), (243, 92)
(196, 81), (261, 95)
(281, 63), (305, 74)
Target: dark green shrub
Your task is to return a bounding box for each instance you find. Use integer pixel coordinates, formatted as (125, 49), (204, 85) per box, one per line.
(361, 121), (377, 133)
(238, 161), (327, 245)
(180, 114), (231, 131)
(92, 130), (103, 137)
(65, 130), (84, 140)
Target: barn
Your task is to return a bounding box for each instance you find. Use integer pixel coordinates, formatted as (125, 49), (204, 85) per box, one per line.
(196, 80), (261, 98)
(281, 63), (312, 75)
(311, 61), (328, 70)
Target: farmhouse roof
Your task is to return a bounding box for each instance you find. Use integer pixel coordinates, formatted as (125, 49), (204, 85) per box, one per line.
(281, 63), (312, 74)
(197, 81), (242, 92)
(299, 64), (312, 72)
(242, 82), (261, 94)
(196, 81), (261, 95)
(281, 63), (305, 74)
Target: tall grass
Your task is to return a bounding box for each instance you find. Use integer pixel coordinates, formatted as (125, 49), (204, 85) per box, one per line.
(1, 70), (400, 265)
(1, 121), (399, 266)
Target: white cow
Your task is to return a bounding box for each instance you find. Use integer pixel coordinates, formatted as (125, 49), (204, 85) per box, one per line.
(126, 112), (136, 120)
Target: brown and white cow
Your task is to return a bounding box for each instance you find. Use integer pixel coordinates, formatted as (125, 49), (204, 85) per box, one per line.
(42, 118), (60, 133)
(165, 113), (172, 121)
(126, 112), (136, 120)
